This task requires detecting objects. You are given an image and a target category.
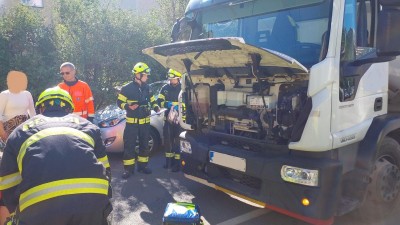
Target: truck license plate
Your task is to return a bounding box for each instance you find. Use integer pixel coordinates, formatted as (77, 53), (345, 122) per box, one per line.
(209, 151), (246, 172)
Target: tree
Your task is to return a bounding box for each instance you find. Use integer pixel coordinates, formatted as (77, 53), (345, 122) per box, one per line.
(51, 0), (169, 108)
(0, 0), (188, 108)
(0, 5), (58, 98)
(152, 0), (189, 42)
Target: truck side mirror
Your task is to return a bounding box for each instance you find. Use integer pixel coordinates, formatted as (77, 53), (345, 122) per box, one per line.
(376, 1), (400, 56)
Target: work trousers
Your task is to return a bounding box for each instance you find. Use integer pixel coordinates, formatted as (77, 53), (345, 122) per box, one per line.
(163, 121), (182, 168)
(123, 122), (150, 171)
(16, 195), (111, 225)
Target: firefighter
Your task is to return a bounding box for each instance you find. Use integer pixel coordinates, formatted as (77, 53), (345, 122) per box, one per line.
(158, 69), (185, 172)
(0, 87), (112, 225)
(58, 62), (95, 122)
(117, 62), (158, 178)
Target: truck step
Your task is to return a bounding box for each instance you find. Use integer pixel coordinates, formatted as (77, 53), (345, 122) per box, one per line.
(336, 196), (361, 216)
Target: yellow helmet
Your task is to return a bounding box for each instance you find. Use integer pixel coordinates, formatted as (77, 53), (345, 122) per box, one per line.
(167, 69), (182, 79)
(36, 87), (74, 111)
(132, 62), (150, 75)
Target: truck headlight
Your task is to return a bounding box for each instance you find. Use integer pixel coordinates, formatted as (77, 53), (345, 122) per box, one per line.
(281, 165), (319, 187)
(180, 140), (192, 154)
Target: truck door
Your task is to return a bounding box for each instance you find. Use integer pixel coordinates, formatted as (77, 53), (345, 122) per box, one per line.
(331, 0), (386, 149)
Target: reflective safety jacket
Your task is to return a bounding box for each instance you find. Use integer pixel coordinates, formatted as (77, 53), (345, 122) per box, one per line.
(157, 83), (186, 119)
(59, 79), (95, 118)
(117, 81), (157, 124)
(0, 112), (110, 213)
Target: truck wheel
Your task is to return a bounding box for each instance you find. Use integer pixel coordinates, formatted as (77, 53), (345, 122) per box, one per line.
(359, 136), (400, 222)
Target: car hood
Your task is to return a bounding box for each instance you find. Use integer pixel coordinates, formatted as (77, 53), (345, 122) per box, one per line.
(142, 37), (308, 75)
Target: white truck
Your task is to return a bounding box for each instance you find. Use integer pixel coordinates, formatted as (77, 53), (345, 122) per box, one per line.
(144, 0), (400, 224)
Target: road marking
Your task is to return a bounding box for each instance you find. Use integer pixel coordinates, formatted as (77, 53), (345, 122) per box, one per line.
(216, 208), (271, 225)
(201, 216), (211, 225)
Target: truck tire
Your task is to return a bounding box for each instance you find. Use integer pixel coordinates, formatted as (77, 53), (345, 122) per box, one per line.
(357, 136), (400, 222)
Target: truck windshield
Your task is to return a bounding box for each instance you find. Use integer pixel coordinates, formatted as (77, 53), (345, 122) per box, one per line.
(185, 0), (332, 68)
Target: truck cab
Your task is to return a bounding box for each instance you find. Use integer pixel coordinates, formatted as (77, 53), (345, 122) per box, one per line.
(144, 0), (400, 224)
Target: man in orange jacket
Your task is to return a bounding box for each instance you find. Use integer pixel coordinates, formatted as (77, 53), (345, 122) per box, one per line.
(58, 62), (95, 122)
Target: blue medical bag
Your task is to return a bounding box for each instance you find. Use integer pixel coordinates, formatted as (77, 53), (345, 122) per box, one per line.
(162, 202), (203, 225)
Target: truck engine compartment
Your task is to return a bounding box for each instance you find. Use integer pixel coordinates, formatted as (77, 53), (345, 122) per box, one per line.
(185, 73), (310, 145)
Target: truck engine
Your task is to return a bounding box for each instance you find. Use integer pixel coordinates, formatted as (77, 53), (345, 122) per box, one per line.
(186, 76), (309, 144)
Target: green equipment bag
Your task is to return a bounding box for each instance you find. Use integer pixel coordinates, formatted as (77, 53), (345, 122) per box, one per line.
(162, 202), (203, 225)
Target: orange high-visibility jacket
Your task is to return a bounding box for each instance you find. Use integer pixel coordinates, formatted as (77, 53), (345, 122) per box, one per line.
(59, 80), (95, 118)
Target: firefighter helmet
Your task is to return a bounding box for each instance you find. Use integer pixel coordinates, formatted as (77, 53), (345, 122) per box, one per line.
(36, 87), (74, 111)
(167, 69), (182, 79)
(132, 62), (151, 75)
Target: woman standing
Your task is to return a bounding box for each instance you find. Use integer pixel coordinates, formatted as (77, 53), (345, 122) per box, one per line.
(0, 70), (36, 224)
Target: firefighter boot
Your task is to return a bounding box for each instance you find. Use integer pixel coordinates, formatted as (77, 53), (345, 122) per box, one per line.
(163, 157), (173, 170)
(171, 158), (180, 173)
(122, 165), (134, 179)
(122, 170), (130, 179)
(138, 163), (152, 174)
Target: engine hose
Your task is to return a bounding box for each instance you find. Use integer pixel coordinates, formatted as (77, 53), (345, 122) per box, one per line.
(260, 109), (269, 128)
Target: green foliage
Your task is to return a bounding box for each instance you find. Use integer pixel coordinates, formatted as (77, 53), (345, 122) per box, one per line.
(152, 0), (190, 41)
(0, 0), (188, 109)
(53, 0), (169, 108)
(0, 5), (58, 98)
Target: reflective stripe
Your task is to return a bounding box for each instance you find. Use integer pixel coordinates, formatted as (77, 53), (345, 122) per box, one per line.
(158, 94), (165, 100)
(98, 156), (110, 168)
(22, 119), (44, 131)
(174, 154), (181, 160)
(19, 178), (108, 212)
(137, 156), (149, 163)
(118, 94), (127, 102)
(73, 111), (88, 116)
(85, 97), (94, 103)
(17, 127), (95, 173)
(126, 117), (150, 124)
(165, 152), (175, 158)
(0, 172), (22, 190)
(172, 102), (186, 108)
(127, 100), (138, 105)
(123, 159), (135, 166)
(121, 103), (127, 109)
(150, 95), (156, 102)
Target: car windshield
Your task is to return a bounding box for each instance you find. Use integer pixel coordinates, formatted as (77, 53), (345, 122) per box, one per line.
(149, 81), (167, 98)
(184, 0), (331, 68)
(95, 81), (167, 122)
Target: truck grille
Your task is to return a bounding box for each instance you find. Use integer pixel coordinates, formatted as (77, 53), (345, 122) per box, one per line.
(221, 167), (262, 190)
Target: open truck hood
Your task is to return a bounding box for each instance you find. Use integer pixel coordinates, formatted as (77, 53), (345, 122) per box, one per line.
(142, 37), (308, 75)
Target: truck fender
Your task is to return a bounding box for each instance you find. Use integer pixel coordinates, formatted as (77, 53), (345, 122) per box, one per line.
(356, 114), (400, 172)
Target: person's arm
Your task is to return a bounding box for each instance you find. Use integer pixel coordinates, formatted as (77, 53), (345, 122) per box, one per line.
(93, 129), (110, 172)
(91, 126), (112, 197)
(84, 83), (95, 122)
(0, 138), (22, 213)
(0, 121), (7, 141)
(117, 86), (138, 111)
(157, 85), (168, 108)
(26, 91), (36, 118)
(150, 94), (159, 112)
(0, 92), (8, 141)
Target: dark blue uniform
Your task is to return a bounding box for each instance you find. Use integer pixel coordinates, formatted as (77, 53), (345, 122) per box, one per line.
(0, 111), (111, 225)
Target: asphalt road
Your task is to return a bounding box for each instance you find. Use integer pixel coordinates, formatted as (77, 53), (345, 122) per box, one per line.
(108, 151), (399, 225)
